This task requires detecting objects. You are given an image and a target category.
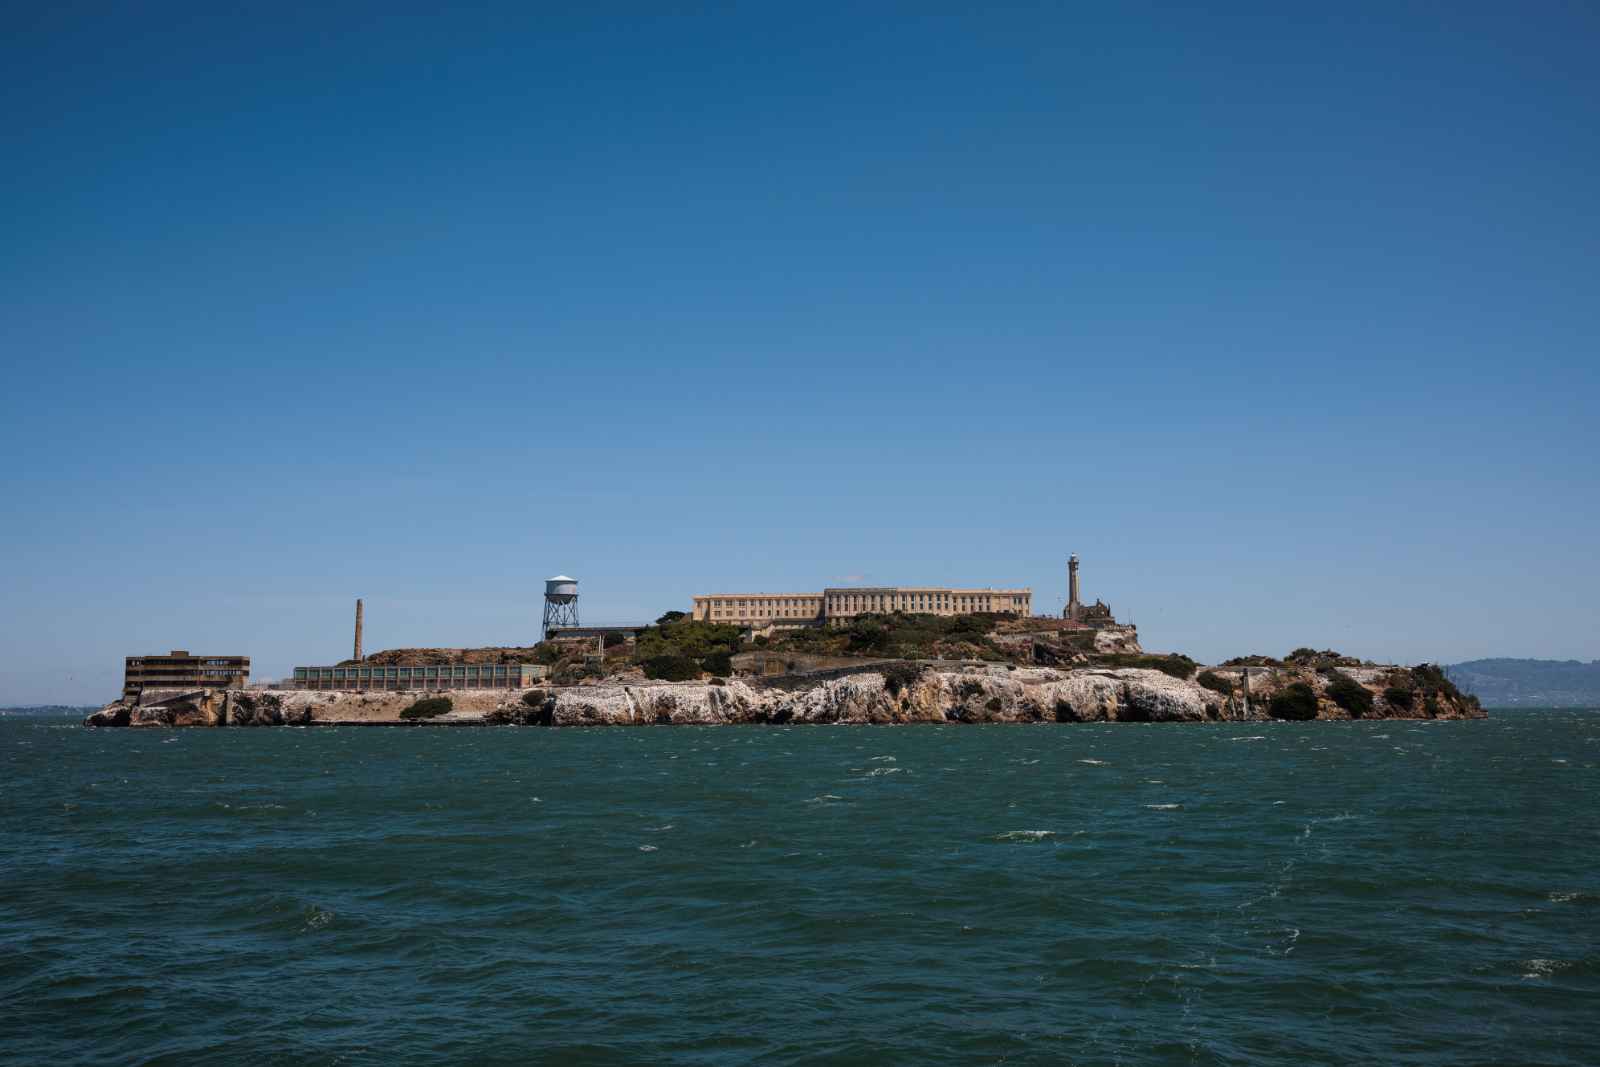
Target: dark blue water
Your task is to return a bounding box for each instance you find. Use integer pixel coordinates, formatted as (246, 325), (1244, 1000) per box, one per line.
(2, 712), (1596, 1065)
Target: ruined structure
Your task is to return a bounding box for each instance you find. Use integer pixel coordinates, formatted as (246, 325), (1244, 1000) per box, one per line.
(122, 651), (249, 701)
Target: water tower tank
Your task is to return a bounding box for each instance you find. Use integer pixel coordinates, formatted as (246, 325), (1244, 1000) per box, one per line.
(542, 575), (580, 639)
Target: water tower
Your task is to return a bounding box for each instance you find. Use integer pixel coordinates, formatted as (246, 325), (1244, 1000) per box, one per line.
(542, 575), (579, 639)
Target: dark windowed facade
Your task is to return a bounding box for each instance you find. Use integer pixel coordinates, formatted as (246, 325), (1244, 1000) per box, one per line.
(124, 651), (250, 699)
(289, 663), (546, 691)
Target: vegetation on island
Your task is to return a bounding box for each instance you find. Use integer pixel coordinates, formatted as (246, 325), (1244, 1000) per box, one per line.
(1407, 663), (1481, 714)
(1384, 685), (1415, 710)
(880, 662), (923, 695)
(631, 615), (744, 680)
(774, 612), (1009, 661)
(1323, 672), (1374, 717)
(1267, 682), (1319, 721)
(400, 696), (453, 720)
(1196, 670), (1233, 695)
(1089, 652), (1196, 679)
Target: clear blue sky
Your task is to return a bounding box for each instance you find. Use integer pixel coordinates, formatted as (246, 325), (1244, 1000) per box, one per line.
(4, 2), (1597, 704)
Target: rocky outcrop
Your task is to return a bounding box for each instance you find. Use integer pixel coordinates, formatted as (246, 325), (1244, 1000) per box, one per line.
(85, 662), (1485, 727)
(85, 702), (132, 727)
(1204, 665), (1484, 721)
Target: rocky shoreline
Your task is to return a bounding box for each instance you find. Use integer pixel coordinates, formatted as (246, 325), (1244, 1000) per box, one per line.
(85, 662), (1485, 728)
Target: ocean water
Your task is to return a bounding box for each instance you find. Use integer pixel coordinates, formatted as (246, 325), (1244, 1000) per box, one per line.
(1, 712), (1595, 1066)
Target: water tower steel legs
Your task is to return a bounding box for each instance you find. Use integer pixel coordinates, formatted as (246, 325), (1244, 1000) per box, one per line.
(542, 597), (579, 640)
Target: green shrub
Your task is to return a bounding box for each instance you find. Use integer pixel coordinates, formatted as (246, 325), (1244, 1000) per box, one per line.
(400, 697), (452, 720)
(708, 677), (726, 687)
(640, 655), (700, 682)
(1324, 674), (1374, 717)
(881, 662), (921, 696)
(985, 696), (1004, 712)
(1197, 670), (1233, 695)
(776, 611), (1005, 661)
(521, 689), (548, 708)
(1095, 653), (1197, 679)
(1384, 686), (1414, 710)
(655, 610), (688, 625)
(701, 651), (733, 677)
(1267, 683), (1318, 721)
(633, 619), (743, 669)
(1406, 663), (1482, 714)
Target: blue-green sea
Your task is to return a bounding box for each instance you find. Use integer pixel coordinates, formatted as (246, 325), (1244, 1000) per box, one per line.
(1, 711), (1596, 1065)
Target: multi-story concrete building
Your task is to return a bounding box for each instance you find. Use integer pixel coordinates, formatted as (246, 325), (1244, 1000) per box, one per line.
(124, 651), (250, 699)
(289, 662), (546, 691)
(690, 586), (1031, 628)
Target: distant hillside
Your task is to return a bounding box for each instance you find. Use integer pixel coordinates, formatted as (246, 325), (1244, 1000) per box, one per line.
(1445, 659), (1600, 708)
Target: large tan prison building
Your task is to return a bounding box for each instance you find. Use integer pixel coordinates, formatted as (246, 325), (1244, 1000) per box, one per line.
(691, 586), (1031, 627)
(124, 651), (250, 699)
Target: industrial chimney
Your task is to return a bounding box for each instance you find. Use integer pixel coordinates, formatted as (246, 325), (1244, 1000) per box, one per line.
(354, 598), (364, 662)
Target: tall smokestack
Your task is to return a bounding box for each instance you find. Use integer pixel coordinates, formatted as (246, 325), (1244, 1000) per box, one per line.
(354, 598), (364, 662)
(1067, 555), (1081, 621)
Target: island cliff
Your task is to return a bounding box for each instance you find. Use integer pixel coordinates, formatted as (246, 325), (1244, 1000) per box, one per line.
(86, 660), (1483, 728)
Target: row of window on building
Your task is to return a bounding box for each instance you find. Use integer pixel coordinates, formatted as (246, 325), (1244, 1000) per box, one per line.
(694, 588), (1031, 622)
(289, 663), (546, 691)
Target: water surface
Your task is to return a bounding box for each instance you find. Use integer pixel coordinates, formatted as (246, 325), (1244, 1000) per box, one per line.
(1, 712), (1595, 1064)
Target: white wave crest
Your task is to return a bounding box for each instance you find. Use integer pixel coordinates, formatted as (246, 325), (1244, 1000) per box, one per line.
(993, 830), (1055, 842)
(1521, 958), (1571, 979)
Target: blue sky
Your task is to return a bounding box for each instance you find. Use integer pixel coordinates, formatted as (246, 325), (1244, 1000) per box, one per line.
(4, 2), (1597, 703)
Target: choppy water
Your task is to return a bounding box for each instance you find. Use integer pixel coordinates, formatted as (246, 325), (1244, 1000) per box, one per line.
(1, 712), (1596, 1065)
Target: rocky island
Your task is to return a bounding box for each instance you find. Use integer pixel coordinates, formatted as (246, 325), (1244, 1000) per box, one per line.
(87, 613), (1483, 727)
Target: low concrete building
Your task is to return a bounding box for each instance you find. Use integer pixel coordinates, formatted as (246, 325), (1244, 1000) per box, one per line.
(690, 586), (1031, 628)
(124, 651), (249, 700)
(289, 662), (546, 691)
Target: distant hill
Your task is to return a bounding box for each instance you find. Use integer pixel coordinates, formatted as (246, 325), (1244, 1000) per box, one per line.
(0, 705), (95, 717)
(1445, 659), (1600, 708)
